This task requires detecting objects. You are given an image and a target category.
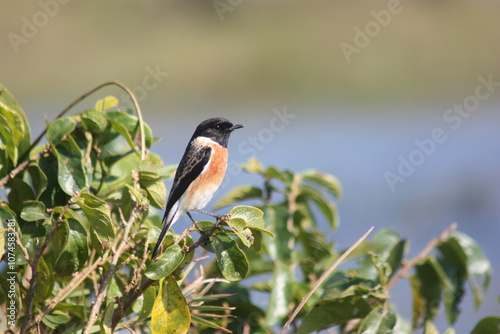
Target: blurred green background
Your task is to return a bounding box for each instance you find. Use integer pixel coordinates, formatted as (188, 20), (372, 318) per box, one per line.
(2, 1), (500, 332)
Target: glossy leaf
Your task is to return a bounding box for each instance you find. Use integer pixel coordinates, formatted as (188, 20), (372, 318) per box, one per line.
(146, 244), (185, 280)
(230, 205), (274, 237)
(46, 117), (76, 146)
(76, 192), (115, 252)
(151, 275), (191, 334)
(53, 135), (88, 195)
(226, 217), (254, 247)
(213, 232), (249, 281)
(357, 305), (396, 334)
(138, 170), (167, 209)
(20, 201), (46, 222)
(213, 185), (263, 209)
(54, 218), (89, 277)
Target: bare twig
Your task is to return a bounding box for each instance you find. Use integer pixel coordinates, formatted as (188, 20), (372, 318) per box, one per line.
(281, 226), (374, 334)
(386, 222), (457, 290)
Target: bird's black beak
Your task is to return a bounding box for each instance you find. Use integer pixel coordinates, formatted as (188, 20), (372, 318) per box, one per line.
(230, 124), (244, 131)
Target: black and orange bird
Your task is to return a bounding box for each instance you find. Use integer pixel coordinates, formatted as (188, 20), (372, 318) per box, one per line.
(151, 117), (243, 260)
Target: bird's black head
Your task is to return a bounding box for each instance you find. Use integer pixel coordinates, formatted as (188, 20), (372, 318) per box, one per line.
(192, 117), (243, 147)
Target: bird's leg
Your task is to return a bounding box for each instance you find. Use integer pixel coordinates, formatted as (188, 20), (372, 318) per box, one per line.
(186, 212), (205, 232)
(191, 208), (223, 220)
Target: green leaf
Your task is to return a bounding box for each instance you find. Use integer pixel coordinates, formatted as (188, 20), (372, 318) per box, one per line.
(151, 275), (191, 334)
(46, 117), (76, 146)
(265, 263), (293, 326)
(41, 310), (71, 329)
(414, 258), (442, 324)
(28, 163), (48, 200)
(135, 286), (156, 322)
(214, 185), (263, 209)
(7, 178), (35, 213)
(358, 229), (401, 280)
(95, 96), (118, 112)
(106, 110), (153, 149)
(20, 201), (46, 222)
(0, 85), (31, 165)
(226, 217), (254, 247)
(262, 205), (292, 263)
(298, 184), (338, 230)
(54, 218), (89, 277)
(230, 206), (274, 237)
(138, 170), (167, 209)
(357, 306), (397, 334)
(301, 170), (342, 198)
(100, 300), (115, 334)
(81, 109), (109, 134)
(53, 135), (88, 195)
(213, 232), (249, 281)
(471, 316), (500, 334)
(33, 256), (54, 305)
(423, 320), (439, 334)
(443, 231), (491, 308)
(76, 192), (115, 253)
(146, 244), (185, 280)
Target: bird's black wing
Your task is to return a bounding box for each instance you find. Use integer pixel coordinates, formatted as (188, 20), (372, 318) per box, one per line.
(152, 144), (212, 260)
(163, 143), (212, 223)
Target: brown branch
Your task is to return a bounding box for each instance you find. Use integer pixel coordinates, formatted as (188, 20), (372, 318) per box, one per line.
(0, 145), (50, 188)
(386, 222), (457, 290)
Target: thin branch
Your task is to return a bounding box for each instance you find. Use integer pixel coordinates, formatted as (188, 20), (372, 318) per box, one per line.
(281, 226), (375, 334)
(386, 222), (457, 290)
(0, 145), (50, 188)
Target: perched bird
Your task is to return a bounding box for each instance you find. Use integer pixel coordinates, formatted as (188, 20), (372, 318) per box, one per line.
(151, 117), (243, 260)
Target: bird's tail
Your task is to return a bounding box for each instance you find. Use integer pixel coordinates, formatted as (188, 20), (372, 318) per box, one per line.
(151, 209), (177, 260)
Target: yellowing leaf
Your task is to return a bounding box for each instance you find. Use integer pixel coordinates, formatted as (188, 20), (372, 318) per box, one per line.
(152, 275), (191, 334)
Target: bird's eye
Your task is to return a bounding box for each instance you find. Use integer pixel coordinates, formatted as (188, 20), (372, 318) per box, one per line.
(214, 124), (222, 130)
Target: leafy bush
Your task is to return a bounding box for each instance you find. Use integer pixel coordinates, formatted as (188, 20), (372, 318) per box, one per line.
(0, 83), (497, 333)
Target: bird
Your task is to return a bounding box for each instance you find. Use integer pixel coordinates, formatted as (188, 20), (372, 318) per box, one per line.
(151, 117), (243, 260)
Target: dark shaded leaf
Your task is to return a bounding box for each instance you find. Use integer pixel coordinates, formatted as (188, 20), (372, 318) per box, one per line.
(28, 163), (48, 199)
(213, 232), (249, 281)
(41, 310), (71, 329)
(76, 192), (115, 253)
(414, 258), (442, 324)
(146, 244), (185, 280)
(33, 256), (54, 305)
(54, 218), (89, 277)
(471, 316), (500, 334)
